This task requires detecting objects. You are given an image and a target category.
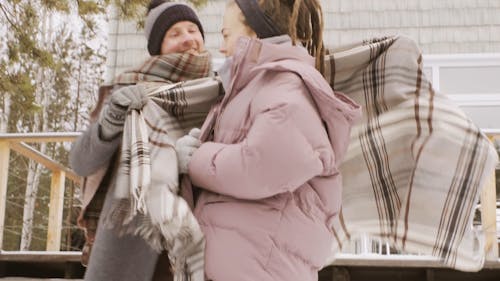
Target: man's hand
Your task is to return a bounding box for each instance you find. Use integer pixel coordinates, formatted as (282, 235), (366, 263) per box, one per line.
(98, 85), (148, 140)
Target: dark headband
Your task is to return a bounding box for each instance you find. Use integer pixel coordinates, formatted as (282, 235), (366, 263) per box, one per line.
(234, 0), (283, 38)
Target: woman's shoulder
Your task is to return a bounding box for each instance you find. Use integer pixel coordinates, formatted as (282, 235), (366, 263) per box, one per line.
(250, 73), (314, 112)
(253, 69), (306, 93)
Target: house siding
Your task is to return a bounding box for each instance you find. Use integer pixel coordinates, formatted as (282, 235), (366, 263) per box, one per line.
(105, 0), (500, 82)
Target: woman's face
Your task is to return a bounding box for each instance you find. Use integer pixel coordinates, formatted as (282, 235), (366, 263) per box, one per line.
(160, 21), (205, 55)
(219, 3), (256, 57)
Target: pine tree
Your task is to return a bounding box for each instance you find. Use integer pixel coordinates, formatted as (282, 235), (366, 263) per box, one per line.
(0, 0), (106, 250)
(0, 0), (208, 251)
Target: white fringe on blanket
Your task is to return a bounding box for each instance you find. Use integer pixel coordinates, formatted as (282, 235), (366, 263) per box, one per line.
(107, 79), (221, 281)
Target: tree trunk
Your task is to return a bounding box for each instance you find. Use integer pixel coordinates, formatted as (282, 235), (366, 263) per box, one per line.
(20, 8), (51, 250)
(20, 160), (42, 250)
(0, 93), (10, 133)
(20, 65), (48, 250)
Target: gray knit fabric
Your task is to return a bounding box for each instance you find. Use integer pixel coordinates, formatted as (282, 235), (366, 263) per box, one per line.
(144, 2), (180, 41)
(72, 124), (163, 281)
(70, 123), (121, 177)
(83, 178), (161, 281)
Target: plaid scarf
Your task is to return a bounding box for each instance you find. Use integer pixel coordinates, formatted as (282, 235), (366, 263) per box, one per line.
(97, 51), (221, 281)
(114, 51), (213, 84)
(324, 36), (498, 271)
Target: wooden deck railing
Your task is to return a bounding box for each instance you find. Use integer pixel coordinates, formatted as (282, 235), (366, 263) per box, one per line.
(479, 129), (500, 261)
(0, 132), (82, 251)
(0, 131), (498, 266)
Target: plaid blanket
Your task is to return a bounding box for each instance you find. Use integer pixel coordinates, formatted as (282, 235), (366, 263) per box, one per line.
(82, 51), (221, 281)
(105, 79), (220, 281)
(324, 35), (498, 271)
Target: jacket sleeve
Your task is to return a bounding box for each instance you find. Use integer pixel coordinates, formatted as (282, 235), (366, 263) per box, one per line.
(189, 102), (326, 200)
(69, 122), (121, 177)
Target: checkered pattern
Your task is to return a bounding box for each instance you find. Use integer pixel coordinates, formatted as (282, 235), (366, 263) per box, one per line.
(324, 35), (498, 272)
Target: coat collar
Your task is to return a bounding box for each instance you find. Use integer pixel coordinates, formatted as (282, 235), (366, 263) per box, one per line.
(218, 35), (315, 104)
(218, 35), (362, 166)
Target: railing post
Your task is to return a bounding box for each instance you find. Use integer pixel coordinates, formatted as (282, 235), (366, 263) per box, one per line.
(480, 161), (499, 261)
(0, 140), (10, 250)
(46, 170), (66, 251)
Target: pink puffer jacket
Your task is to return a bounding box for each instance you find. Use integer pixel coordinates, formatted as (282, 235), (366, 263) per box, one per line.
(189, 36), (361, 281)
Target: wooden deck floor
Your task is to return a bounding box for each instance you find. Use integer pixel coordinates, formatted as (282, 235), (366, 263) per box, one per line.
(0, 277), (83, 281)
(1, 251), (500, 281)
(3, 267), (500, 281)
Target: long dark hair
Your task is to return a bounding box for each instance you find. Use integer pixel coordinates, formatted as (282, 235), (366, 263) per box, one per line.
(258, 0), (325, 74)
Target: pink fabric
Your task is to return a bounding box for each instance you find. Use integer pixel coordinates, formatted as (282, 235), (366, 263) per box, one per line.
(189, 37), (361, 281)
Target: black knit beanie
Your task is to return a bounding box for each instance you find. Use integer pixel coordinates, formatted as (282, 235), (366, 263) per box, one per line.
(144, 2), (205, 56)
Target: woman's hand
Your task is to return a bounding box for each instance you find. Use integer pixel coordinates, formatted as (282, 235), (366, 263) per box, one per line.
(175, 128), (201, 174)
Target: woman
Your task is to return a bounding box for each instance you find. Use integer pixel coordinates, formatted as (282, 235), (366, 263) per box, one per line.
(176, 0), (361, 280)
(70, 1), (216, 280)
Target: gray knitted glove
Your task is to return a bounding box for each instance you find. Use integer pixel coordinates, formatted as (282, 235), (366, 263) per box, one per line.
(98, 85), (148, 140)
(175, 128), (201, 174)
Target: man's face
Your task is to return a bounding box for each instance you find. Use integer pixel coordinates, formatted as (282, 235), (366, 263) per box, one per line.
(160, 21), (205, 55)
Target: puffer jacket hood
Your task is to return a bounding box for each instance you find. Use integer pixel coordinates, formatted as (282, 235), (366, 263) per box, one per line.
(223, 36), (362, 165)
